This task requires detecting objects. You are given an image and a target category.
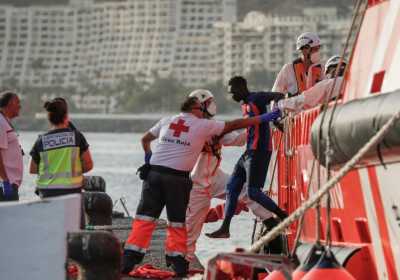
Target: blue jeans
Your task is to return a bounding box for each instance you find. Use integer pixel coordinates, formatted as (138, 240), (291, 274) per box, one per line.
(224, 150), (278, 219)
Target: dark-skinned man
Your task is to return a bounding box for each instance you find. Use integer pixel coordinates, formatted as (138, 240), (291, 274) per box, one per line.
(206, 76), (288, 239)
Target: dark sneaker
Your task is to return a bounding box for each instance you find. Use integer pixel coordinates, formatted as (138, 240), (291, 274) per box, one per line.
(166, 255), (189, 277)
(261, 217), (284, 254)
(205, 228), (230, 239)
(274, 208), (288, 221)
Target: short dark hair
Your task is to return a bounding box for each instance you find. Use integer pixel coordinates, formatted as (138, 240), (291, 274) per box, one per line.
(228, 76), (247, 88)
(53, 97), (68, 109)
(0, 91), (17, 108)
(43, 98), (67, 125)
(180, 96), (199, 112)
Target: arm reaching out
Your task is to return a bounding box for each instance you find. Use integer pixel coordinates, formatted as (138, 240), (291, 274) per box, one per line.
(222, 109), (281, 135)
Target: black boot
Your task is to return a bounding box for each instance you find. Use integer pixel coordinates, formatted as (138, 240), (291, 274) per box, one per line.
(166, 255), (189, 277)
(205, 217), (231, 238)
(121, 249), (144, 274)
(274, 207), (288, 221)
(262, 217), (284, 254)
(262, 217), (279, 230)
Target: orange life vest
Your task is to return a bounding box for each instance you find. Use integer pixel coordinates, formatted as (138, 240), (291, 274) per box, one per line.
(292, 58), (322, 95)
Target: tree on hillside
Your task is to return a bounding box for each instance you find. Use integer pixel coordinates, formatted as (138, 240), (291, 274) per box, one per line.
(140, 75), (188, 113)
(246, 68), (276, 91)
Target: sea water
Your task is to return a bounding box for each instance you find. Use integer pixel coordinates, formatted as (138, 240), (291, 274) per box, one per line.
(18, 131), (256, 265)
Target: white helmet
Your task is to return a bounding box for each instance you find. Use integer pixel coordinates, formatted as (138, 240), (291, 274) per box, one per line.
(325, 55), (347, 70)
(188, 89), (217, 116)
(296, 32), (321, 50)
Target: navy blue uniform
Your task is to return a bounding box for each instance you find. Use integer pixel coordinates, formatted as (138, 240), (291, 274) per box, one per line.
(225, 92), (283, 219)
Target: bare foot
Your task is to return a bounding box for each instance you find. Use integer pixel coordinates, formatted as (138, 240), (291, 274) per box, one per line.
(205, 229), (230, 239)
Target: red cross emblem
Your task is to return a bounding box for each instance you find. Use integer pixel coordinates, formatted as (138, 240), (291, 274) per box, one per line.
(169, 119), (189, 137)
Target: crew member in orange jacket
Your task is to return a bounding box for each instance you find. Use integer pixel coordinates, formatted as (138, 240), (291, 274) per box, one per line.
(272, 32), (324, 96)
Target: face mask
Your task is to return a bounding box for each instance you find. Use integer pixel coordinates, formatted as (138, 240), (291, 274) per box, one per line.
(310, 51), (321, 64)
(206, 100), (217, 116)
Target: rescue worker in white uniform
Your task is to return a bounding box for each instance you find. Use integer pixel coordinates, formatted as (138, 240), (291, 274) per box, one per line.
(277, 55), (347, 113)
(122, 95), (282, 277)
(272, 32), (324, 96)
(185, 90), (274, 261)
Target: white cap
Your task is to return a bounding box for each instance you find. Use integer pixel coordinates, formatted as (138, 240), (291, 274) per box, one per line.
(296, 32), (321, 50)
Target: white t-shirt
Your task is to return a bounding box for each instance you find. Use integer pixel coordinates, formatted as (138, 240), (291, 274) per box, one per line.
(149, 113), (225, 172)
(0, 114), (23, 186)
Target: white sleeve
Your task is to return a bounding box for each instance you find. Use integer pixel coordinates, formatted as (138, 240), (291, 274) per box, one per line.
(220, 130), (246, 146)
(148, 119), (163, 137)
(302, 78), (343, 110)
(0, 119), (8, 149)
(272, 64), (289, 92)
(278, 95), (305, 113)
(201, 119), (225, 138)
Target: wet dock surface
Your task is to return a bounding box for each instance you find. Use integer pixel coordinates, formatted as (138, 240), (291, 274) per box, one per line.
(112, 217), (204, 279)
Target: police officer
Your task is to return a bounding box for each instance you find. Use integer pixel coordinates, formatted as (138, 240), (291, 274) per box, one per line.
(206, 76), (288, 239)
(272, 32), (324, 96)
(122, 95), (281, 277)
(29, 98), (93, 198)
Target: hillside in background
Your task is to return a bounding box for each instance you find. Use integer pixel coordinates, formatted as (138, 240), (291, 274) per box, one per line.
(238, 0), (354, 19)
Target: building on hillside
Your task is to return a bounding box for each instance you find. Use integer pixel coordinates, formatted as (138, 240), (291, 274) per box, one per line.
(0, 0), (236, 91)
(172, 0), (236, 87)
(209, 7), (351, 85)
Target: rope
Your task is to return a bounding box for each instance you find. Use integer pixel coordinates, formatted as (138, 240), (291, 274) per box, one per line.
(322, 0), (368, 248)
(249, 109), (400, 253)
(290, 159), (316, 256)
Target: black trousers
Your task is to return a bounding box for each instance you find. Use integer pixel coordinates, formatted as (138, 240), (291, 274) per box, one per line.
(38, 187), (82, 198)
(136, 165), (192, 223)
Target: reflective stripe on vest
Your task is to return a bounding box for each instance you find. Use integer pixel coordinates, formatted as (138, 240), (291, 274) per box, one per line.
(293, 59), (322, 94)
(37, 146), (83, 189)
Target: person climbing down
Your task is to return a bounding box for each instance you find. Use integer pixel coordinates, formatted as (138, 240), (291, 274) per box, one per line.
(206, 76), (288, 239)
(185, 89), (277, 260)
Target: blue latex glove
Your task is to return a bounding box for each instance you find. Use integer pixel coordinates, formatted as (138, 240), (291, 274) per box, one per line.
(1, 181), (13, 199)
(259, 109), (281, 123)
(144, 151), (152, 164)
